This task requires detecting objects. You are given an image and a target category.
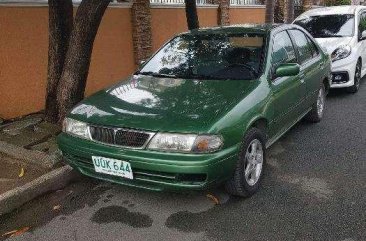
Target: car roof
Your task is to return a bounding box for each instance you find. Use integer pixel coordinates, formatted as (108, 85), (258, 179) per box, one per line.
(296, 5), (366, 19)
(181, 24), (295, 36)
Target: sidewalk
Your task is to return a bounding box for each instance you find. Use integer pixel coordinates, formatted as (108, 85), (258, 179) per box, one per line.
(0, 153), (46, 195)
(0, 113), (79, 216)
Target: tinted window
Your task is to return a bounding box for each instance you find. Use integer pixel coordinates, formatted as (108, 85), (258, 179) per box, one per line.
(289, 30), (313, 64)
(272, 31), (296, 67)
(306, 35), (319, 57)
(294, 14), (354, 38)
(140, 33), (266, 80)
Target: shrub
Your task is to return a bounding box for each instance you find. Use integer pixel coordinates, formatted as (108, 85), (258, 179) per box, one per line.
(325, 0), (351, 6)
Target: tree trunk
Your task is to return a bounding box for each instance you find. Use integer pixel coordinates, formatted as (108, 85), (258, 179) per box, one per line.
(265, 0), (275, 24)
(185, 0), (199, 30)
(275, 0), (285, 23)
(57, 0), (110, 122)
(285, 0), (294, 23)
(45, 0), (73, 123)
(303, 0), (313, 12)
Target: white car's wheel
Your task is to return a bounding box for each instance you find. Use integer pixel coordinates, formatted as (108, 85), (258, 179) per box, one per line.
(347, 60), (361, 94)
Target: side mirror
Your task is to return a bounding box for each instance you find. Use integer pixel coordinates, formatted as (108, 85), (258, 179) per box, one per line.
(275, 63), (300, 78)
(360, 30), (366, 41)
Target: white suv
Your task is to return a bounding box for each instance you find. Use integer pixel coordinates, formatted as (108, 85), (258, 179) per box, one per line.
(294, 5), (366, 93)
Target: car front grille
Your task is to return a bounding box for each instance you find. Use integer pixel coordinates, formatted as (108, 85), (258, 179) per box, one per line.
(89, 126), (153, 148)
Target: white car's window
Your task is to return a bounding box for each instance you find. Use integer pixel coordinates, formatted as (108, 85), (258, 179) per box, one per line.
(294, 14), (354, 38)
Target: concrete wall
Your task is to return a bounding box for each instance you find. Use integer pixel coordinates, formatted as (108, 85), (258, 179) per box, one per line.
(0, 5), (135, 119)
(0, 6), (49, 120)
(230, 6), (266, 24)
(0, 3), (265, 119)
(151, 6), (219, 51)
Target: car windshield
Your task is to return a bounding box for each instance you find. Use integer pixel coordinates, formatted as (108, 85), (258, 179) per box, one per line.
(138, 33), (266, 80)
(294, 14), (354, 38)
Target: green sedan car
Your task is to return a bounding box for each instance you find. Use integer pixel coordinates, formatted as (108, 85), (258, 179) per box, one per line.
(58, 24), (331, 197)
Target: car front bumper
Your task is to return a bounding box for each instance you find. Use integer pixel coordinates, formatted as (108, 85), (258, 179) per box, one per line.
(330, 56), (357, 88)
(57, 133), (239, 192)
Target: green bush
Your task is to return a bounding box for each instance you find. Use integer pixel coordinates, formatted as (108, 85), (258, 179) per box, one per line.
(325, 0), (351, 6)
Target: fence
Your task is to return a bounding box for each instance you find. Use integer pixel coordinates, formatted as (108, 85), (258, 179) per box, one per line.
(150, 0), (262, 5)
(230, 0), (261, 5)
(150, 0), (185, 4)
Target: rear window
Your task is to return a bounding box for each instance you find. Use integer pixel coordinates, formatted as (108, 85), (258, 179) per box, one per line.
(294, 14), (354, 38)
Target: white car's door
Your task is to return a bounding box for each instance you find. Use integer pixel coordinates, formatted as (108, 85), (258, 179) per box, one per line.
(357, 11), (366, 74)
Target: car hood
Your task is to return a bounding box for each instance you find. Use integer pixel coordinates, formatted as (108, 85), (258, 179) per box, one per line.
(68, 75), (259, 133)
(315, 37), (353, 55)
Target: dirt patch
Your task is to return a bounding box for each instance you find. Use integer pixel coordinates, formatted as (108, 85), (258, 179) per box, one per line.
(0, 153), (47, 194)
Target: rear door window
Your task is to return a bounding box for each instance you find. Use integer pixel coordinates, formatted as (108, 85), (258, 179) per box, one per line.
(288, 29), (314, 64)
(306, 35), (319, 57)
(272, 31), (297, 68)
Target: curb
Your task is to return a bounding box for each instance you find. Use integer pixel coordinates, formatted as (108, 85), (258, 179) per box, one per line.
(0, 165), (79, 216)
(0, 140), (58, 169)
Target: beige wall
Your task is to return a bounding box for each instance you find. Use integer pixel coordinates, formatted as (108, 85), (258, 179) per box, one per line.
(151, 7), (218, 51)
(230, 7), (266, 24)
(0, 6), (135, 119)
(0, 7), (49, 120)
(0, 4), (264, 119)
(84, 7), (135, 96)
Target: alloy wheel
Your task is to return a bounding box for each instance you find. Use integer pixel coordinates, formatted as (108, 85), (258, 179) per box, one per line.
(244, 139), (264, 186)
(355, 62), (361, 90)
(317, 87), (325, 118)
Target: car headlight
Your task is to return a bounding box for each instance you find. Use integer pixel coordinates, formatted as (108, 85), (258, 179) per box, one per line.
(62, 118), (90, 139)
(331, 45), (351, 62)
(147, 133), (223, 153)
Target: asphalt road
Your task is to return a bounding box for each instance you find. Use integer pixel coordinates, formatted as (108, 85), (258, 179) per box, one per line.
(1, 82), (365, 241)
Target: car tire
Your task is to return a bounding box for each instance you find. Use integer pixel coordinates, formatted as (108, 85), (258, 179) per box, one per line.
(347, 60), (361, 94)
(305, 83), (326, 123)
(225, 128), (266, 198)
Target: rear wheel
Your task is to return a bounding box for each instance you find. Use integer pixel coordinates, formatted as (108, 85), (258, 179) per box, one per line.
(305, 83), (326, 123)
(347, 60), (361, 94)
(225, 128), (266, 197)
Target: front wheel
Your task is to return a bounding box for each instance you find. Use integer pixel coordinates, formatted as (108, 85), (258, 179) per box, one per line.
(305, 83), (326, 123)
(225, 128), (266, 197)
(347, 60), (361, 94)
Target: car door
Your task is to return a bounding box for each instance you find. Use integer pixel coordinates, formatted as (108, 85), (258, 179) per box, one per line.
(288, 29), (323, 108)
(358, 11), (366, 73)
(269, 30), (306, 137)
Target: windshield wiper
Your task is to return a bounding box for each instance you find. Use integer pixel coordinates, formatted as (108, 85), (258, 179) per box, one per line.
(189, 74), (231, 80)
(136, 71), (177, 78)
